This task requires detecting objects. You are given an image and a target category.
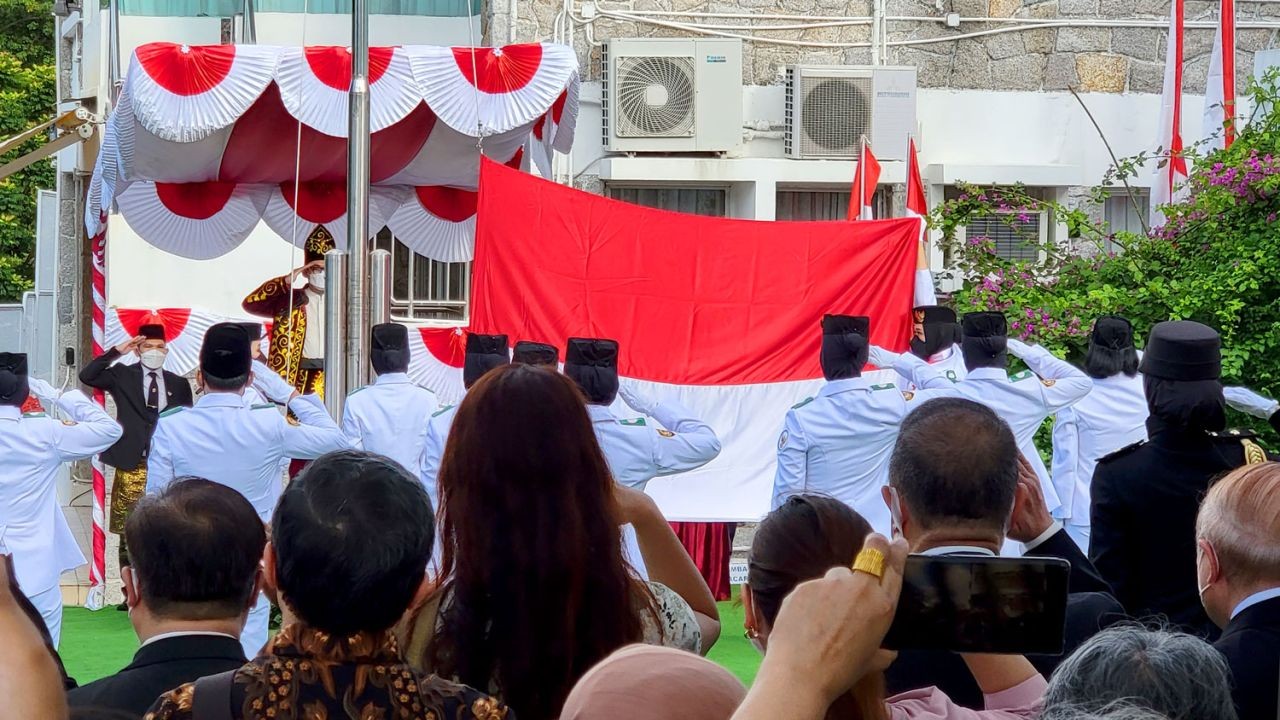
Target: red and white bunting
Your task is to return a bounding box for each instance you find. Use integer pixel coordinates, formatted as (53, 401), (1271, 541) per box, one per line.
(115, 181), (271, 260)
(276, 46), (420, 137)
(127, 44), (278, 143)
(261, 184), (408, 251)
(1152, 0), (1188, 226)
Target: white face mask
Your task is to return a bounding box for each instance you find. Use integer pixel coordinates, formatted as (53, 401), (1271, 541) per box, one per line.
(308, 272), (326, 292)
(140, 349), (167, 370)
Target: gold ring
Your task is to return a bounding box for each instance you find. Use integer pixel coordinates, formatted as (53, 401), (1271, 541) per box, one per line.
(852, 548), (886, 580)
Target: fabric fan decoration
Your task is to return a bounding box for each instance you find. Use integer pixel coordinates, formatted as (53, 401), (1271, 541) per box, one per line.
(87, 42), (582, 263)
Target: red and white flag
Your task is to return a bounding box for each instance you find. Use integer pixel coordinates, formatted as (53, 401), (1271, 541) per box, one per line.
(848, 138), (882, 221)
(905, 137), (937, 306)
(468, 158), (919, 521)
(1152, 0), (1189, 226)
(1203, 0), (1237, 153)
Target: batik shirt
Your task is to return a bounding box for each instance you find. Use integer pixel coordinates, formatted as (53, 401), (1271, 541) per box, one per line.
(145, 623), (512, 720)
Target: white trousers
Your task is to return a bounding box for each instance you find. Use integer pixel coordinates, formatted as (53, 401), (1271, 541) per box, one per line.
(26, 585), (63, 649)
(241, 592), (270, 659)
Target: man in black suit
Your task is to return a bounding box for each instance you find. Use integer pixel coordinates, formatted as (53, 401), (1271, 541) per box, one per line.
(881, 398), (1124, 708)
(80, 323), (193, 575)
(67, 478), (264, 717)
(1090, 321), (1268, 638)
(1195, 462), (1280, 720)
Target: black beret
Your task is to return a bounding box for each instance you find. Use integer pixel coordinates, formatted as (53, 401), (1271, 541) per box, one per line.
(1139, 320), (1221, 381)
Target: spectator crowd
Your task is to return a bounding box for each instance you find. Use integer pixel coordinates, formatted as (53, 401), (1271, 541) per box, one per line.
(0, 307), (1278, 720)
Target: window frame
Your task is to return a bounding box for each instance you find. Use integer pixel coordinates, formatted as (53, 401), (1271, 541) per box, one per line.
(603, 184), (731, 218)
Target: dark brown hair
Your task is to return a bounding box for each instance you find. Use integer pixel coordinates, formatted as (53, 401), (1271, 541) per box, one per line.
(429, 364), (652, 720)
(748, 495), (887, 720)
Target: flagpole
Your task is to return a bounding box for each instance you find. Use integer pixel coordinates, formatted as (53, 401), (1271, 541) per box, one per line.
(344, 0), (372, 399)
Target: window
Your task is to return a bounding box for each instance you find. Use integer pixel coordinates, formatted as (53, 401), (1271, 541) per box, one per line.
(1103, 188), (1149, 251)
(944, 186), (1051, 263)
(775, 187), (892, 221)
(120, 0), (480, 17)
(606, 186), (727, 217)
(372, 227), (471, 322)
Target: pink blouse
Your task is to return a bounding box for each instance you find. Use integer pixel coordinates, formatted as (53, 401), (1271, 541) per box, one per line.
(885, 674), (1047, 720)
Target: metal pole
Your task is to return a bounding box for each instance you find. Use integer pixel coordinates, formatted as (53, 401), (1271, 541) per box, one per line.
(243, 0), (258, 43)
(323, 250), (349, 421)
(345, 0), (372, 397)
(369, 248), (392, 325)
(108, 0), (122, 105)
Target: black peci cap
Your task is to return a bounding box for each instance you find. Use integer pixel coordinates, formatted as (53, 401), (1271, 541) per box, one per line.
(822, 314), (870, 337)
(564, 337), (620, 405)
(1091, 315), (1134, 350)
(139, 324), (166, 341)
(1139, 320), (1221, 381)
(463, 333), (509, 388)
(513, 340), (559, 367)
(200, 323), (252, 380)
(0, 352), (29, 406)
(962, 311), (1008, 339)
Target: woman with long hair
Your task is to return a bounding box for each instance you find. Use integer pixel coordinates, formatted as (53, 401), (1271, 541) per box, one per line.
(742, 495), (1044, 720)
(1049, 315), (1148, 551)
(401, 363), (719, 720)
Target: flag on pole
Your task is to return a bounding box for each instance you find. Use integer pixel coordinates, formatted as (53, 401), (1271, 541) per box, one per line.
(1203, 0), (1237, 152)
(847, 137), (882, 221)
(1151, 0), (1188, 227)
(904, 136), (937, 305)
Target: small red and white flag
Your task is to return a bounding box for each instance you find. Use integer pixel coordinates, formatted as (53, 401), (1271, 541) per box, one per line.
(1152, 0), (1189, 226)
(848, 138), (882, 221)
(1202, 0), (1237, 153)
(905, 137), (937, 306)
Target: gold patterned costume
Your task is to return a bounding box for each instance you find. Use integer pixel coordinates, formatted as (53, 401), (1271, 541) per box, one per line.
(241, 227), (334, 399)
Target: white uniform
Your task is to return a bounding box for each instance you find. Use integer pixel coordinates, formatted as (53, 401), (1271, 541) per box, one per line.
(587, 399), (722, 580)
(341, 372), (438, 475)
(895, 346), (967, 392)
(146, 389), (347, 658)
(419, 402), (457, 514)
(915, 343), (1093, 518)
(772, 357), (958, 535)
(1051, 371), (1148, 550)
(0, 385), (122, 646)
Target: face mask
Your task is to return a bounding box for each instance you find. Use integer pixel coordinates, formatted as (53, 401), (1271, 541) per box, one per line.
(308, 272), (326, 292)
(1196, 542), (1214, 601)
(140, 349), (167, 370)
(749, 635), (765, 655)
(886, 485), (905, 539)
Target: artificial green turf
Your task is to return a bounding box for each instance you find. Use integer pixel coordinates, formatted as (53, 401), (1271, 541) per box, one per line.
(60, 596), (762, 686)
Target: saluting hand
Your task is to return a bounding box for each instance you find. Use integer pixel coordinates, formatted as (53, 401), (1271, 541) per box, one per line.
(1007, 453), (1054, 543)
(114, 335), (144, 354)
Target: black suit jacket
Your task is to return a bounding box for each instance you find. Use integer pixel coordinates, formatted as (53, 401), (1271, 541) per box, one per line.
(883, 529), (1127, 709)
(1090, 422), (1265, 637)
(67, 634), (246, 717)
(1214, 595), (1280, 720)
(79, 348), (193, 470)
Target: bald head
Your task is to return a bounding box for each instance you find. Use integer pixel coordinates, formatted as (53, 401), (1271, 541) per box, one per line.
(1197, 462), (1280, 587)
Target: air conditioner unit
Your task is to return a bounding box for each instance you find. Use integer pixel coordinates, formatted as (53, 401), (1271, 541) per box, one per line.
(602, 38), (743, 153)
(785, 65), (917, 161)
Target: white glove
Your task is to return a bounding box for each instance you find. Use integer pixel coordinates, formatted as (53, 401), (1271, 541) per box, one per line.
(1006, 338), (1033, 358)
(251, 360), (296, 404)
(1224, 386), (1280, 419)
(26, 378), (59, 403)
(619, 383), (660, 417)
(868, 345), (900, 369)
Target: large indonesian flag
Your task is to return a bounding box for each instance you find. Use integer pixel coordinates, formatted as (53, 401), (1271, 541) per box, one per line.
(469, 158), (919, 521)
(1202, 0), (1237, 153)
(1151, 0), (1188, 226)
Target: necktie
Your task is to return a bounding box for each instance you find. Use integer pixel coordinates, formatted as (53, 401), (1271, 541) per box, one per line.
(147, 372), (159, 411)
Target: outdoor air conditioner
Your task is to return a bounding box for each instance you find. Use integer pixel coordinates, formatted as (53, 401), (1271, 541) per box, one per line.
(601, 38), (743, 153)
(785, 65), (917, 160)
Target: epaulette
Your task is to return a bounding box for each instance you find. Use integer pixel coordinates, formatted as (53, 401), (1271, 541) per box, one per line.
(791, 397), (815, 410)
(619, 417), (647, 427)
(431, 404), (454, 418)
(250, 403), (277, 411)
(348, 386), (368, 397)
(1009, 369), (1034, 382)
(1209, 428), (1258, 440)
(870, 383), (897, 391)
(159, 405), (187, 418)
(1098, 440), (1146, 464)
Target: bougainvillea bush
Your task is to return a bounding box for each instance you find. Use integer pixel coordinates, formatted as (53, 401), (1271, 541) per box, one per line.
(934, 71), (1280, 441)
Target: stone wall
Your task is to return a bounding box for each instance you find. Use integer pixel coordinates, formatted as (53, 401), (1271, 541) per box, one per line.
(503, 0), (1280, 94)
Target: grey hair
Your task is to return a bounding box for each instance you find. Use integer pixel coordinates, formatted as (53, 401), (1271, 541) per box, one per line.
(1041, 701), (1177, 720)
(1044, 626), (1237, 720)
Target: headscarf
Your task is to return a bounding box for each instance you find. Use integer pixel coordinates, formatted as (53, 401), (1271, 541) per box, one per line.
(561, 645), (747, 720)
(910, 306), (961, 360)
(961, 312), (1008, 371)
(820, 314), (870, 381)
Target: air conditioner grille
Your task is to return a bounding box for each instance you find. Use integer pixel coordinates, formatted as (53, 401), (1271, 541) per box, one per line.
(800, 75), (872, 157)
(615, 56), (696, 138)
